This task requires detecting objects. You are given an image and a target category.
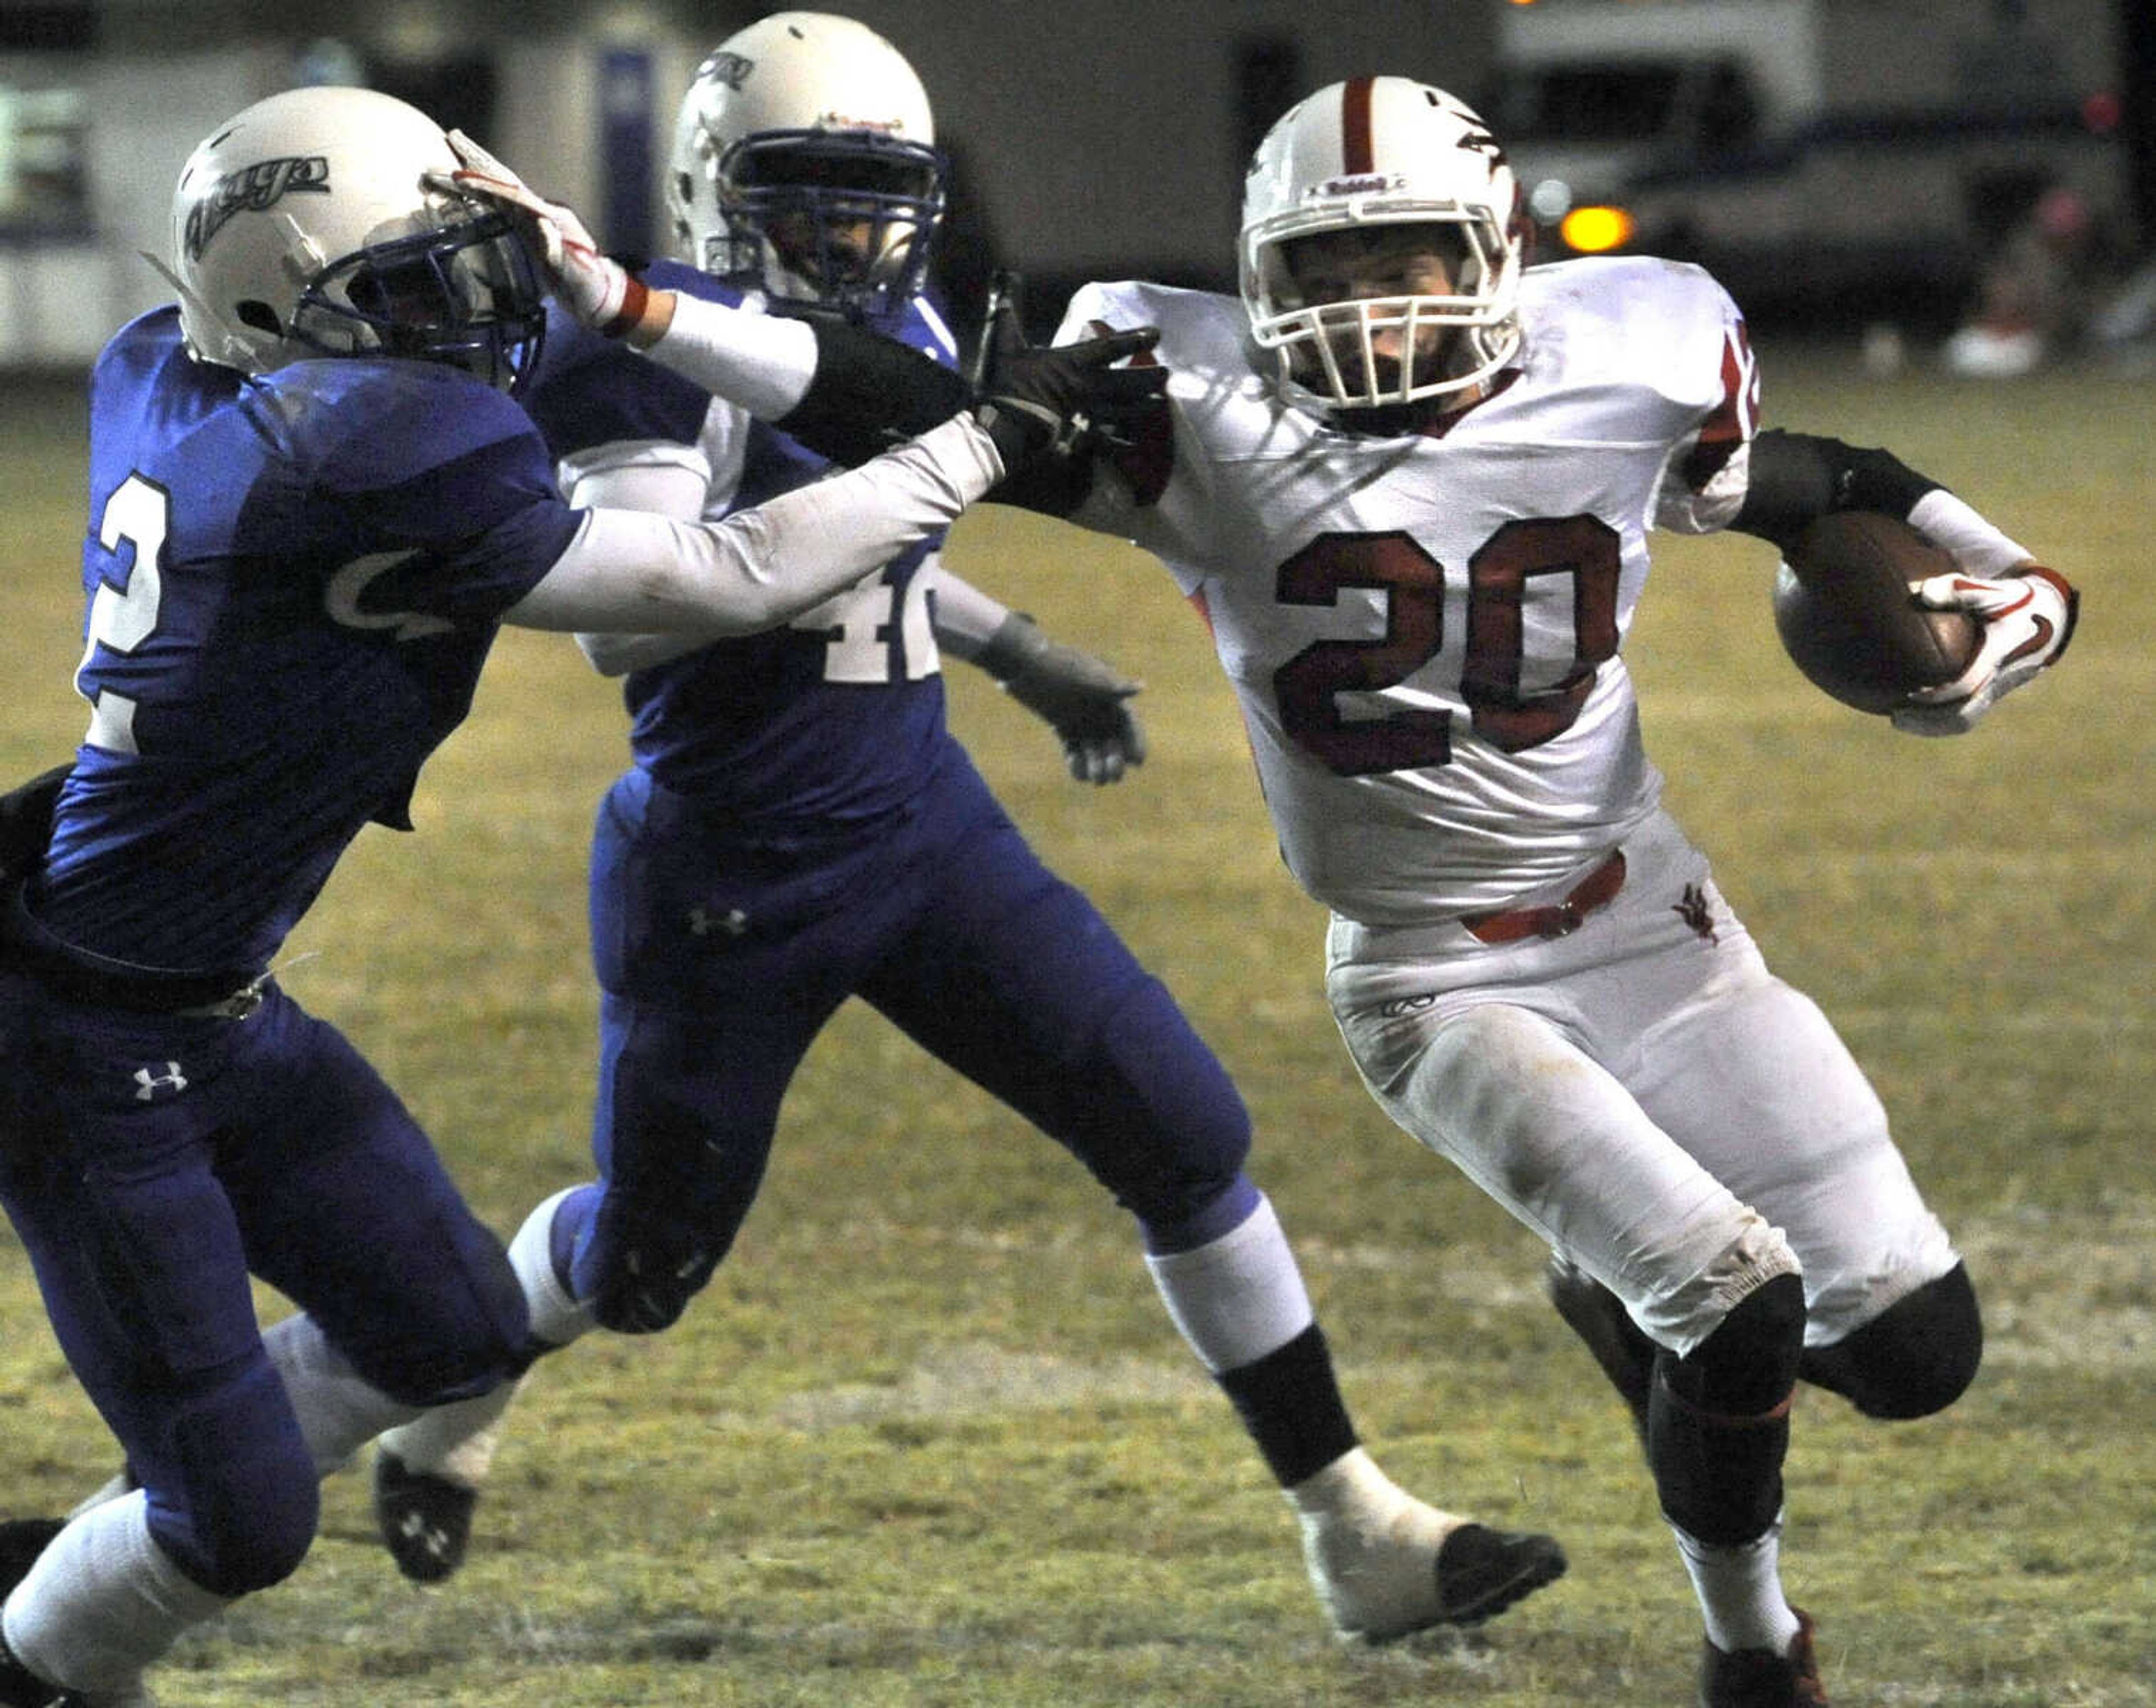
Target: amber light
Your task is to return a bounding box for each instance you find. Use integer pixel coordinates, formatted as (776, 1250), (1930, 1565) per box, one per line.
(1561, 205), (1636, 253)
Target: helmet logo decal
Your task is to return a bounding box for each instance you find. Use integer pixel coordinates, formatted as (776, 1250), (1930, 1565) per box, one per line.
(819, 111), (903, 135)
(185, 156), (330, 261)
(695, 50), (753, 90)
(1312, 173), (1403, 199)
(1456, 125), (1507, 166)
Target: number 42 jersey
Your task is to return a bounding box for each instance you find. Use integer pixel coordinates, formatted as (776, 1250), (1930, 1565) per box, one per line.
(1057, 257), (1760, 928)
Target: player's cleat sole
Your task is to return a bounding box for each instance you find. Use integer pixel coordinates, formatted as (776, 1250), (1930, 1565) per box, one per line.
(1699, 1607), (1829, 1707)
(1545, 1255), (1656, 1442)
(1432, 1523), (1569, 1627)
(373, 1449), (479, 1584)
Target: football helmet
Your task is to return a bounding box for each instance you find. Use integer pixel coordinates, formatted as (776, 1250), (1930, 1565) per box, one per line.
(1240, 78), (1524, 408)
(170, 86), (545, 392)
(668, 11), (947, 318)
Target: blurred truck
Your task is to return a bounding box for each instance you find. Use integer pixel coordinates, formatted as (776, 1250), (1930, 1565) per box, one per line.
(1480, 0), (2132, 323)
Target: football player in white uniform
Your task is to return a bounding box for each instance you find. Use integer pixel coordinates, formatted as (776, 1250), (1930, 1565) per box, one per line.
(1035, 76), (2077, 1706)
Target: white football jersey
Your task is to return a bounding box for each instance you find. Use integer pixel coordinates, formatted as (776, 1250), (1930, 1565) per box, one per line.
(1057, 257), (1760, 925)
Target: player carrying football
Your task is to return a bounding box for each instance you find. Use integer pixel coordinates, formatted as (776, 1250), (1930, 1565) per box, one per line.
(1035, 76), (2076, 1706)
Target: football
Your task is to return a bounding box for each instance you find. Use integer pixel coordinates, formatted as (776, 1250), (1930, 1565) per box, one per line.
(1771, 512), (1982, 714)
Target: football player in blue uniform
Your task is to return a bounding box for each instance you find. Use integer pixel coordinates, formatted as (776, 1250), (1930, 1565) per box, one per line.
(367, 12), (1565, 1647)
(0, 83), (1158, 1707)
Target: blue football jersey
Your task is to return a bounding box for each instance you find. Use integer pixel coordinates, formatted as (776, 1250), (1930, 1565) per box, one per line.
(523, 263), (960, 822)
(30, 308), (581, 976)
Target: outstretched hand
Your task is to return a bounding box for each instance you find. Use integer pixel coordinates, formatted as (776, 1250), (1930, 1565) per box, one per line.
(968, 271), (1165, 472)
(427, 131), (651, 337)
(977, 613), (1146, 785)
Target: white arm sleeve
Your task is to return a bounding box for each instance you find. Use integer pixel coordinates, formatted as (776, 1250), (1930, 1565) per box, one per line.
(566, 453), (725, 676)
(507, 415), (1003, 637)
(641, 291), (818, 420)
(927, 562), (1015, 663)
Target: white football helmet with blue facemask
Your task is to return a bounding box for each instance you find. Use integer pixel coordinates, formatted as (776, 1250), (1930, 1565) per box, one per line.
(667, 11), (947, 319)
(170, 85), (545, 394)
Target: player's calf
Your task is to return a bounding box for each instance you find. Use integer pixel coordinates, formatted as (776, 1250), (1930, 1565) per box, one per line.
(1545, 1256), (1655, 1444)
(372, 1189), (588, 1582)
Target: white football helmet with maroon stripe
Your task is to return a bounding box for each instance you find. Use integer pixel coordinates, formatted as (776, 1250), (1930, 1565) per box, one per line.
(1240, 77), (1524, 408)
(668, 11), (946, 319)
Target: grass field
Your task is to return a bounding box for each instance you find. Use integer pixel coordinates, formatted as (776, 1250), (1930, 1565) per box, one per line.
(0, 345), (2150, 1706)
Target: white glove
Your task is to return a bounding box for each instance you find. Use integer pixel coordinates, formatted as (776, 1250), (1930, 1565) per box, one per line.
(427, 131), (648, 336)
(976, 613), (1146, 785)
(1890, 564), (2077, 736)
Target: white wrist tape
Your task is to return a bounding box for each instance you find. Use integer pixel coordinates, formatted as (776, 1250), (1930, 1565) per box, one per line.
(1908, 488), (2032, 578)
(646, 294), (819, 422)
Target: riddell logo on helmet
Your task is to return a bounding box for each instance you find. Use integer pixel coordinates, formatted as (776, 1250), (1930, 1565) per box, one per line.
(185, 156), (330, 259)
(819, 110), (903, 134)
(1312, 173), (1404, 198)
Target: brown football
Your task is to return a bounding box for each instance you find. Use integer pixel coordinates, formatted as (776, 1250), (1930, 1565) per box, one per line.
(1772, 512), (1982, 714)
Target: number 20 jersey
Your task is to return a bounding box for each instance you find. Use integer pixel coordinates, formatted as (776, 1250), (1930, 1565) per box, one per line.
(1057, 257), (1760, 927)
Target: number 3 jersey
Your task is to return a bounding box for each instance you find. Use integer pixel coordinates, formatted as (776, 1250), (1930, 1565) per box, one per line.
(30, 308), (578, 977)
(1057, 257), (1760, 927)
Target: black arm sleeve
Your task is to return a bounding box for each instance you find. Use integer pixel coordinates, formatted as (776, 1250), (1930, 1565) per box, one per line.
(1731, 428), (1945, 550)
(773, 316), (974, 469)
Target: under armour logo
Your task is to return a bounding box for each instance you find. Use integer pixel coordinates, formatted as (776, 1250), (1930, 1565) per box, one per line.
(395, 1510), (453, 1564)
(687, 906), (749, 938)
(1673, 884), (1718, 944)
(133, 1061), (188, 1101)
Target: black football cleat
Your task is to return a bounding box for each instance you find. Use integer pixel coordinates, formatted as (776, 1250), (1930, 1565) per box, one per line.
(1432, 1523), (1569, 1626)
(1545, 1255), (1656, 1444)
(373, 1449), (478, 1584)
(1700, 1609), (1829, 1707)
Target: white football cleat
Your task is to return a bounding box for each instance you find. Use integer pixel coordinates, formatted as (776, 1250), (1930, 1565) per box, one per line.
(1290, 1448), (1566, 1641)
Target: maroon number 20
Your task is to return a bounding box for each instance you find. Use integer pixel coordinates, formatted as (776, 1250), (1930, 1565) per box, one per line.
(1272, 515), (1621, 775)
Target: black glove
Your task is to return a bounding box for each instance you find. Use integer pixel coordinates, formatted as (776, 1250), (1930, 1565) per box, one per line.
(969, 270), (1164, 472)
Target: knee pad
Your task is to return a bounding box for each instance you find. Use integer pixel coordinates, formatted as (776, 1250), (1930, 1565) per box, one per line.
(146, 1361), (321, 1596)
(1801, 1262), (1981, 1419)
(1650, 1272), (1806, 1547)
(578, 1182), (728, 1335)
(1665, 1270), (1808, 1415)
(348, 1225), (532, 1408)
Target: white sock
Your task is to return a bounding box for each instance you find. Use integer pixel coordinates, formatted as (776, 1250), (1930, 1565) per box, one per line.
(1143, 1193), (1313, 1374)
(378, 1187), (593, 1482)
(2, 1491), (227, 1700)
(1673, 1514), (1801, 1655)
(508, 1185), (600, 1346)
(259, 1313), (421, 1476)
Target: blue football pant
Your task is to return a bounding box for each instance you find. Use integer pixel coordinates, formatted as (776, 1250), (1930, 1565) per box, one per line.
(565, 748), (1252, 1328)
(0, 978), (527, 1593)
